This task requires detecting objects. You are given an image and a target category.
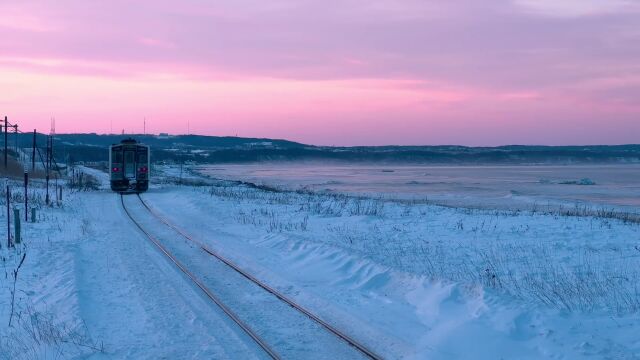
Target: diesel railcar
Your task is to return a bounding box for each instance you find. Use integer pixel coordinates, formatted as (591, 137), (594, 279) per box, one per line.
(109, 138), (150, 193)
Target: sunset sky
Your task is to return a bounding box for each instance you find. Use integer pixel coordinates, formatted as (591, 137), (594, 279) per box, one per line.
(1, 1), (639, 146)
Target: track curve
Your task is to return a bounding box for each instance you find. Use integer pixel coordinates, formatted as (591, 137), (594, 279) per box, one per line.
(121, 195), (281, 360)
(136, 193), (384, 360)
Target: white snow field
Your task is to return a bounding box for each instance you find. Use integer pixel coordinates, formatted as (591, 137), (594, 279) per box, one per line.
(2, 163), (640, 359)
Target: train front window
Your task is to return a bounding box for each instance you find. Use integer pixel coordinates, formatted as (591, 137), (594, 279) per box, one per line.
(137, 150), (147, 164)
(124, 150), (135, 178)
(112, 147), (123, 164)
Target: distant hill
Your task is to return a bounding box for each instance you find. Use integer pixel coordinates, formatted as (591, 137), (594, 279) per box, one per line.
(5, 133), (640, 165)
(50, 133), (305, 149)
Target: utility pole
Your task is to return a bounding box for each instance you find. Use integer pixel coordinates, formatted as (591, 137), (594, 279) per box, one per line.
(45, 135), (50, 205)
(0, 120), (3, 168)
(50, 118), (55, 171)
(50, 133), (54, 171)
(4, 116), (7, 169)
(13, 123), (18, 156)
(7, 185), (11, 248)
(32, 130), (36, 172)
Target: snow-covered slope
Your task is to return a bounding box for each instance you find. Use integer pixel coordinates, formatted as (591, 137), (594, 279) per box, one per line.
(143, 184), (640, 359)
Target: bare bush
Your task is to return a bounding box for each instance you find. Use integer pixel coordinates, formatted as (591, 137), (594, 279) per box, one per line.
(0, 305), (103, 360)
(68, 172), (100, 191)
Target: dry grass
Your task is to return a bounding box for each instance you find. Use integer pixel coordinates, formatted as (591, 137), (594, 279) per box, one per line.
(0, 154), (46, 179)
(196, 181), (640, 315)
(0, 304), (103, 360)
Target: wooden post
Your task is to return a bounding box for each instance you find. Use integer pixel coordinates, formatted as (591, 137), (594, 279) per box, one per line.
(49, 135), (54, 173)
(45, 135), (50, 205)
(46, 173), (50, 205)
(31, 208), (36, 223)
(4, 116), (7, 169)
(46, 135), (49, 171)
(13, 209), (20, 244)
(24, 172), (28, 221)
(14, 124), (18, 156)
(50, 134), (54, 166)
(6, 186), (11, 248)
(31, 130), (36, 172)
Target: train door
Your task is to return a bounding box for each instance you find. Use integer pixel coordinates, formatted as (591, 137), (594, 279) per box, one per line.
(137, 147), (148, 172)
(124, 148), (136, 179)
(110, 145), (123, 177)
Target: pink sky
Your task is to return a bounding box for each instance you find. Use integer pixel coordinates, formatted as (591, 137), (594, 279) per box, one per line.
(1, 0), (639, 146)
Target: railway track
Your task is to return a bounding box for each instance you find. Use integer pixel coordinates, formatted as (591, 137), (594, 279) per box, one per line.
(121, 194), (383, 360)
(121, 195), (280, 359)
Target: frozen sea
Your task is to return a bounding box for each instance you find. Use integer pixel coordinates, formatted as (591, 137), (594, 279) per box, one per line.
(196, 163), (640, 211)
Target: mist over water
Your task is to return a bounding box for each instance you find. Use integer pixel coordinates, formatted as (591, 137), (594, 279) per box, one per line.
(197, 163), (640, 211)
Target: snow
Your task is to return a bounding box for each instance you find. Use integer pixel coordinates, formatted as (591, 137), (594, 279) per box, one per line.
(142, 183), (640, 358)
(76, 193), (263, 359)
(1, 176), (263, 359)
(2, 164), (640, 359)
(122, 195), (370, 359)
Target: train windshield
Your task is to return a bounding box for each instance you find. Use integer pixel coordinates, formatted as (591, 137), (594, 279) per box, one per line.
(124, 150), (136, 178)
(137, 148), (148, 164)
(111, 146), (123, 163)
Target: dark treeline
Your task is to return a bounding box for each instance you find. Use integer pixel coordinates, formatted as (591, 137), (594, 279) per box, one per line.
(5, 133), (640, 165)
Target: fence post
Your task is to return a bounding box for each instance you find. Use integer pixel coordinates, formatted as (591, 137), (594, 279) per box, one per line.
(46, 173), (50, 205)
(13, 208), (20, 244)
(31, 208), (36, 223)
(24, 172), (28, 221)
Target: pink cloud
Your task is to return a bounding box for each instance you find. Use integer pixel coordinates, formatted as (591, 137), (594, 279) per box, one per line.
(137, 37), (176, 49)
(0, 0), (638, 145)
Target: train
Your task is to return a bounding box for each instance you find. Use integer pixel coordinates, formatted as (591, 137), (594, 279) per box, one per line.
(109, 138), (150, 193)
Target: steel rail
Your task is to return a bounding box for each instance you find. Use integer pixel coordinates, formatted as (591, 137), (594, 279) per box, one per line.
(137, 194), (384, 360)
(121, 195), (281, 360)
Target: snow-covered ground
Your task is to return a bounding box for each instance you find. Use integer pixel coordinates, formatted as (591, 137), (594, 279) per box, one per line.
(0, 172), (263, 359)
(2, 164), (640, 359)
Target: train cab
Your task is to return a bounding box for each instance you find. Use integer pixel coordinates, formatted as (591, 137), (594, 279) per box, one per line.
(109, 138), (150, 193)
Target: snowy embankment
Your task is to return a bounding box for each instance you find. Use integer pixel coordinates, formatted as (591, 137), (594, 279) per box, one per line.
(2, 165), (639, 359)
(0, 175), (103, 358)
(0, 170), (258, 359)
